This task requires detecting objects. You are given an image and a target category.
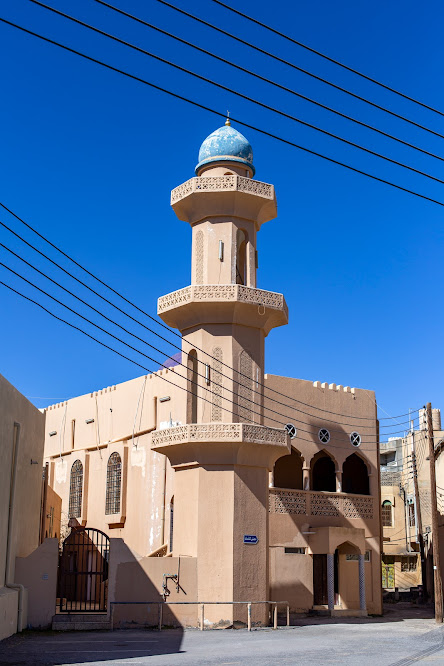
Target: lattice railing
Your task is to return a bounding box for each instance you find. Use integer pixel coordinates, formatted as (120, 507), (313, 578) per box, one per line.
(170, 175), (274, 204)
(269, 489), (374, 520)
(152, 423), (287, 448)
(158, 284), (286, 315)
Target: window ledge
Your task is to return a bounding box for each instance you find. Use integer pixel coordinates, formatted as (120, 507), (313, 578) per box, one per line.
(108, 516), (126, 529)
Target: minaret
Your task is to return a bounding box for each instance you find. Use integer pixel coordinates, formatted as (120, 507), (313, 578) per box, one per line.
(153, 120), (289, 626)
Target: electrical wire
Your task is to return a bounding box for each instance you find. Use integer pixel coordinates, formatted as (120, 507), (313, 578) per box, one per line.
(0, 17), (428, 423)
(0, 216), (405, 435)
(0, 211), (421, 434)
(210, 0), (444, 119)
(88, 0), (444, 166)
(154, 0), (444, 142)
(0, 250), (395, 443)
(0, 275), (385, 452)
(2, 16), (444, 213)
(27, 1), (444, 188)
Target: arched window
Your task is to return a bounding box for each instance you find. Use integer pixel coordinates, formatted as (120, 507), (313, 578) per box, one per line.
(187, 350), (198, 424)
(342, 453), (370, 495)
(382, 500), (393, 527)
(68, 459), (83, 518)
(236, 229), (248, 285)
(105, 452), (122, 515)
(274, 448), (303, 490)
(311, 452), (336, 492)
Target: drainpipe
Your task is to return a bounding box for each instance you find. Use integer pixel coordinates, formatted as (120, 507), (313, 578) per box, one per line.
(5, 422), (25, 632)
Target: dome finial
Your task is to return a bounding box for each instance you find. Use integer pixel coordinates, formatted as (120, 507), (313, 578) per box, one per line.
(225, 110), (231, 127)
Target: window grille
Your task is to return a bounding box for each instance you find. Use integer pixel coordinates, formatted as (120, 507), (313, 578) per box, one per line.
(68, 459), (83, 518)
(285, 423), (297, 440)
(105, 452), (122, 515)
(382, 500), (393, 527)
(408, 503), (416, 527)
(284, 547), (306, 554)
(401, 556), (417, 572)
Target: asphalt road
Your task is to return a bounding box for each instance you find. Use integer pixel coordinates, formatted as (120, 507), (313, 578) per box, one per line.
(0, 604), (443, 666)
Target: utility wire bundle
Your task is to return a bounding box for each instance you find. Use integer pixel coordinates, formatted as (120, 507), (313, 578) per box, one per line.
(0, 1), (434, 439)
(0, 0), (444, 205)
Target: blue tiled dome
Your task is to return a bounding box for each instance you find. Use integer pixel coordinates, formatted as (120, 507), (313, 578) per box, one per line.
(195, 123), (255, 175)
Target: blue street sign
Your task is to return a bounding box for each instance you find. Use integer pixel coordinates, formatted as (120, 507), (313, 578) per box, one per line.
(243, 534), (259, 545)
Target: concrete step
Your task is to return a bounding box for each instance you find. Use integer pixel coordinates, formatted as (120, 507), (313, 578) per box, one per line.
(52, 614), (110, 631)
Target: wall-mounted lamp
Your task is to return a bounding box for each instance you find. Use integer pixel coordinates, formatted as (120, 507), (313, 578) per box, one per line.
(85, 418), (95, 424)
(49, 431), (57, 437)
(205, 364), (210, 385)
(159, 396), (171, 403)
(30, 459), (39, 465)
(219, 240), (224, 262)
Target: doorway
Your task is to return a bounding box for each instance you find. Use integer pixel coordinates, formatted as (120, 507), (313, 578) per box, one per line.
(313, 552), (339, 606)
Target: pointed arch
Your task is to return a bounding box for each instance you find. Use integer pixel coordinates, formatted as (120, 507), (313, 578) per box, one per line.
(187, 350), (198, 424)
(311, 450), (336, 492)
(68, 459), (83, 518)
(342, 453), (370, 495)
(236, 228), (248, 285)
(273, 446), (303, 490)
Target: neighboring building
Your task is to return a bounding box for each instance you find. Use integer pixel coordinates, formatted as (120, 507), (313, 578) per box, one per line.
(0, 374), (59, 640)
(42, 120), (382, 625)
(380, 408), (444, 597)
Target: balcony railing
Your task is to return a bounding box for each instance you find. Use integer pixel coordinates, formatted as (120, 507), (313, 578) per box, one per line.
(170, 175), (274, 204)
(269, 488), (374, 520)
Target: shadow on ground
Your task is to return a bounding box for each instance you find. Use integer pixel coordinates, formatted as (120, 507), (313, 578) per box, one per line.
(286, 602), (435, 627)
(0, 628), (184, 665)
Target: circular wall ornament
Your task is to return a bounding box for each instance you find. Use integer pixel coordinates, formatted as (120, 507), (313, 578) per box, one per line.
(318, 428), (330, 444)
(285, 423), (297, 439)
(350, 432), (361, 447)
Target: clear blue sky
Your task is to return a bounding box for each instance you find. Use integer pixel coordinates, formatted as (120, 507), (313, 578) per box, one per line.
(0, 0), (443, 429)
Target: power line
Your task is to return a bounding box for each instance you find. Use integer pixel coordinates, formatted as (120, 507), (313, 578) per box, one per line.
(210, 0), (444, 119)
(155, 0), (444, 142)
(0, 275), (385, 452)
(0, 215), (397, 433)
(0, 203), (420, 429)
(0, 19), (427, 421)
(0, 243), (397, 442)
(89, 0), (444, 166)
(2, 16), (444, 212)
(28, 1), (444, 188)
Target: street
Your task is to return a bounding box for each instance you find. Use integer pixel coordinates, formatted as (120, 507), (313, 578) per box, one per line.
(0, 604), (443, 665)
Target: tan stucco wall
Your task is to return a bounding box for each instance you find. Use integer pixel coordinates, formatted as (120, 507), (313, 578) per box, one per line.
(0, 373), (45, 639)
(15, 539), (58, 628)
(108, 538), (197, 628)
(265, 374), (382, 615)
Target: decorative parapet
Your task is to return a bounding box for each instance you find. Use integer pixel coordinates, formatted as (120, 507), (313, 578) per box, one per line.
(170, 175), (274, 205)
(152, 423), (286, 448)
(269, 488), (374, 520)
(158, 284), (287, 316)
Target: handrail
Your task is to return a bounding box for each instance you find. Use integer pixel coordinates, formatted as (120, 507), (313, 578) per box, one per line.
(110, 600), (289, 631)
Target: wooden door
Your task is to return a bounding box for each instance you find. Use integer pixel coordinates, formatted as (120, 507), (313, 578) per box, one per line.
(313, 554), (328, 605)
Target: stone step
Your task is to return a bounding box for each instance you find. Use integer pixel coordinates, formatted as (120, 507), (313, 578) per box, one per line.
(52, 614), (110, 631)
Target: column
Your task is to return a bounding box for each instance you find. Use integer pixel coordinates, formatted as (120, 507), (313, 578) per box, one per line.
(327, 553), (335, 610)
(335, 469), (342, 492)
(359, 554), (366, 611)
(302, 465), (310, 491)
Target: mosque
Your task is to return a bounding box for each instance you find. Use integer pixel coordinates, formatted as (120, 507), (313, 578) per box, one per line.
(2, 120), (382, 636)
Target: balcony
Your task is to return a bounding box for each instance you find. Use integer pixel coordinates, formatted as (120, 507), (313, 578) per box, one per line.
(269, 488), (374, 521)
(157, 284), (288, 334)
(170, 175), (277, 227)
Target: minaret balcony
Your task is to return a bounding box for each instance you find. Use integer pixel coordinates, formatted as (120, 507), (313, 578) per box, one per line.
(157, 284), (288, 335)
(151, 422), (290, 468)
(171, 175), (277, 227)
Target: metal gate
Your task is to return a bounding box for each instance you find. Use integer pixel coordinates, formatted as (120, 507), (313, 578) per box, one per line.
(58, 527), (109, 612)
